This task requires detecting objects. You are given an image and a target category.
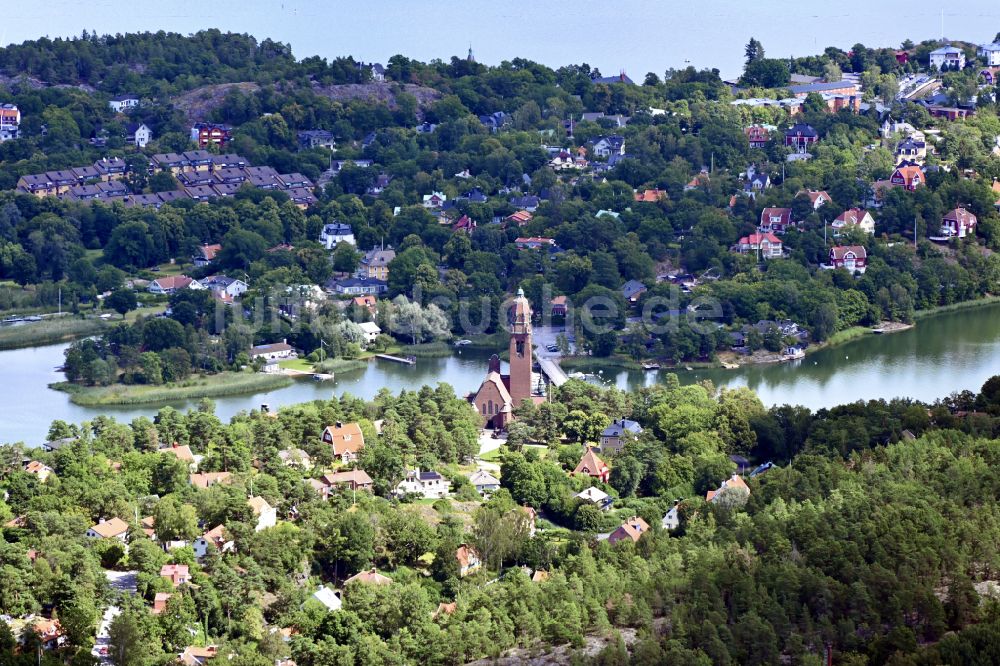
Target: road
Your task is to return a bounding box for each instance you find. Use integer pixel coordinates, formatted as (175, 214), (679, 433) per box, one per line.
(92, 605), (120, 663)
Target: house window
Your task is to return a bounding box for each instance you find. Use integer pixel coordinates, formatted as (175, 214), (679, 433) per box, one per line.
(516, 341), (524, 357)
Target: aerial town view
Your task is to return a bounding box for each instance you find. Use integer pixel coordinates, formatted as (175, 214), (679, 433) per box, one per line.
(3, 1), (1000, 663)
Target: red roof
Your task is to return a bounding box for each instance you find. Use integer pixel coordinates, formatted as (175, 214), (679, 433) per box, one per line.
(573, 448), (609, 478)
(760, 207), (791, 226)
(739, 232), (782, 246)
(633, 189), (667, 202)
(830, 245), (867, 261)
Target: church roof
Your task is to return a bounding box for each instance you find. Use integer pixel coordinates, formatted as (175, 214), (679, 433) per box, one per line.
(478, 371), (513, 406)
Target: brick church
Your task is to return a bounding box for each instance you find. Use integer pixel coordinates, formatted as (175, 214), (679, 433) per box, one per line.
(470, 288), (545, 429)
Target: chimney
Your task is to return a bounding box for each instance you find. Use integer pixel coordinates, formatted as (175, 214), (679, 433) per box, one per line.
(335, 421), (343, 429)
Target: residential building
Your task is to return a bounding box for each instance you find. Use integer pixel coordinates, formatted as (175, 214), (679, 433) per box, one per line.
(422, 192), (447, 208)
(456, 544), (482, 577)
(322, 469), (374, 492)
(193, 243), (221, 267)
(310, 586), (342, 612)
(24, 460), (53, 482)
(189, 472), (233, 489)
(784, 123), (819, 152)
(249, 340), (296, 361)
(980, 42), (1000, 66)
(452, 215), (477, 234)
(736, 233), (784, 259)
(395, 469), (449, 499)
(190, 123), (231, 148)
(248, 496), (277, 531)
(478, 111), (509, 132)
(149, 152), (188, 174)
(514, 237), (556, 250)
(706, 474), (751, 503)
(297, 129), (336, 150)
(325, 277), (388, 295)
(319, 222), (356, 248)
(662, 501), (680, 531)
(599, 419), (643, 454)
(108, 94), (140, 113)
(345, 568), (393, 585)
(832, 208), (875, 235)
(788, 80), (857, 97)
(148, 276), (203, 294)
(608, 516), (651, 545)
(200, 275), (248, 300)
(745, 124), (770, 148)
(506, 210), (534, 226)
(178, 646), (218, 666)
(277, 448), (312, 469)
(86, 517), (129, 541)
(591, 135), (625, 158)
(929, 45), (966, 70)
(357, 61), (386, 81)
(550, 295), (568, 317)
(621, 280), (647, 303)
(634, 189), (667, 202)
(575, 486), (612, 510)
(357, 247), (395, 281)
(470, 469), (501, 496)
(358, 321), (381, 345)
(799, 189), (832, 210)
(510, 194), (540, 211)
(0, 103), (21, 141)
(828, 245), (868, 273)
(941, 207), (978, 238)
(160, 564), (190, 587)
(160, 444), (199, 471)
(896, 136), (927, 163)
(573, 449), (610, 483)
(352, 294), (378, 313)
(194, 525), (233, 559)
(591, 72), (635, 85)
(125, 122), (152, 148)
(322, 422), (366, 463)
(152, 592), (173, 615)
(889, 165), (926, 190)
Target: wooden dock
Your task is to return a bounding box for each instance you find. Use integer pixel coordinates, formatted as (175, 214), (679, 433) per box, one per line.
(375, 354), (416, 365)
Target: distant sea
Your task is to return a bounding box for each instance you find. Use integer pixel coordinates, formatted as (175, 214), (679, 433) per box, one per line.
(4, 0), (1000, 80)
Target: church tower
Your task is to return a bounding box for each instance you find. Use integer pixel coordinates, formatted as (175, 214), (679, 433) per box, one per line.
(508, 287), (533, 408)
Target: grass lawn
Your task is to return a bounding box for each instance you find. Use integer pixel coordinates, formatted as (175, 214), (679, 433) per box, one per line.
(478, 446), (506, 462)
(51, 371), (292, 406)
(279, 358), (315, 372)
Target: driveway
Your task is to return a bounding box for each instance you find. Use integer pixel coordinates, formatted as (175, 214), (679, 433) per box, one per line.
(92, 605), (120, 662)
(104, 570), (138, 595)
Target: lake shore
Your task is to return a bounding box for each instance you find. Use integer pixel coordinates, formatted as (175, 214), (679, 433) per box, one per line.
(50, 371), (293, 406)
(0, 317), (109, 351)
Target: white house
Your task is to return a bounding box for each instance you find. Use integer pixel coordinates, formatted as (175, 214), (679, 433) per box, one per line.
(591, 135), (625, 158)
(929, 46), (966, 71)
(310, 586), (342, 612)
(319, 223), (356, 248)
(201, 275), (248, 300)
(979, 42), (1000, 66)
(126, 123), (152, 148)
(87, 517), (130, 543)
(194, 525), (234, 559)
(469, 469), (501, 496)
(832, 208), (876, 235)
(662, 503), (680, 531)
(249, 340), (296, 361)
(248, 496), (277, 532)
(575, 486), (612, 510)
(358, 321), (382, 346)
(395, 469), (449, 499)
(108, 94), (140, 113)
(941, 207), (978, 238)
(422, 192), (447, 208)
(148, 275), (204, 294)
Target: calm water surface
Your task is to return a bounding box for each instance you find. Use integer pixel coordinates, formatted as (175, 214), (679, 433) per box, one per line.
(1, 303), (999, 444)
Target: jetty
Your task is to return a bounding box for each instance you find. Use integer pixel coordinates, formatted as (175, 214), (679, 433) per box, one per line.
(375, 354), (416, 365)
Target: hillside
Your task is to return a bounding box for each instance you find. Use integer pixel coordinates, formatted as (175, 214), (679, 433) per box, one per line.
(309, 81), (443, 108)
(170, 82), (262, 122)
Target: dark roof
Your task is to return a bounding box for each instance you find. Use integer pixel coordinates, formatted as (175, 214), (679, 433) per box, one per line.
(785, 123), (818, 138)
(601, 419), (643, 438)
(787, 81), (855, 94)
(622, 280), (647, 299)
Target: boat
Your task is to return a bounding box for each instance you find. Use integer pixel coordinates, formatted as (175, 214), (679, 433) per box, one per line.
(641, 363), (661, 371)
(568, 372), (586, 380)
(454, 339), (472, 346)
(871, 328), (885, 334)
(2, 316), (23, 324)
(721, 362), (740, 370)
(25, 315), (42, 322)
(312, 373), (335, 381)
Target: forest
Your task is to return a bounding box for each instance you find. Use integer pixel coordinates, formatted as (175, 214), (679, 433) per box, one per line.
(3, 373), (1000, 664)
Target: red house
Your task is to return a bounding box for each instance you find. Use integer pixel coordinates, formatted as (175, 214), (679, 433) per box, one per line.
(745, 125), (770, 148)
(784, 123), (818, 152)
(829, 245), (867, 273)
(941, 208), (978, 238)
(573, 448), (610, 483)
(737, 232), (783, 259)
(759, 207), (793, 233)
(889, 165), (925, 191)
